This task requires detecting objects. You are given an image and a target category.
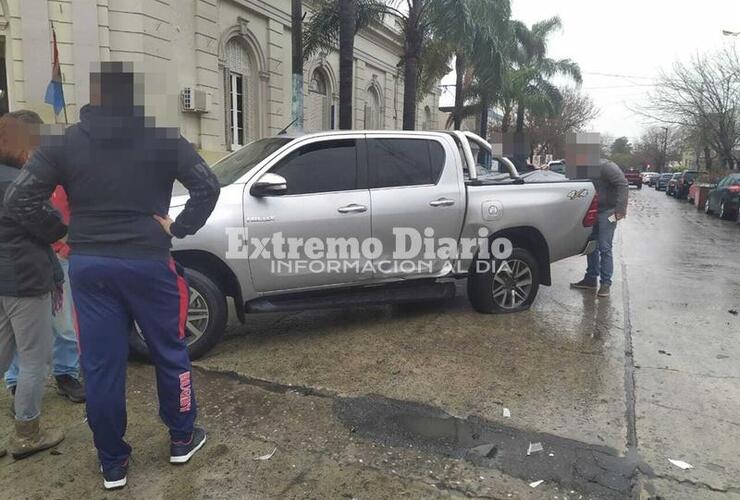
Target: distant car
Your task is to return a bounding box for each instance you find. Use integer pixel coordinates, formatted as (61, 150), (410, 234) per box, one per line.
(642, 172), (660, 186)
(655, 173), (673, 191)
(547, 159), (566, 175)
(624, 169), (643, 189)
(705, 173), (740, 220)
(666, 173), (681, 196)
(674, 170), (699, 200)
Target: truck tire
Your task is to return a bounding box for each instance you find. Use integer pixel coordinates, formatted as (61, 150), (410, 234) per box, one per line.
(129, 268), (228, 361)
(467, 248), (540, 314)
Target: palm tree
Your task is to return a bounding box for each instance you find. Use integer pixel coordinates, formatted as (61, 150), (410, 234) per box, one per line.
(509, 17), (582, 133)
(304, 0), (389, 129)
(426, 0), (510, 130)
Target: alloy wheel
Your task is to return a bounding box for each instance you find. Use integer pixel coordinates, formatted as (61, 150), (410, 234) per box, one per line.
(492, 259), (533, 310)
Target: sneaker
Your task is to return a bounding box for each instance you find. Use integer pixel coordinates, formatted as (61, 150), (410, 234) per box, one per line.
(101, 460), (128, 490)
(597, 284), (611, 297)
(55, 375), (86, 403)
(170, 427), (207, 464)
(570, 278), (598, 289)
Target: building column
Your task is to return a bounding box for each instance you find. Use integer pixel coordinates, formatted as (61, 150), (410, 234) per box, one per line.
(72, 0), (100, 113)
(354, 58), (366, 129)
(266, 18), (284, 136)
(384, 71), (394, 129)
(19, 0), (50, 115)
(194, 0), (220, 151)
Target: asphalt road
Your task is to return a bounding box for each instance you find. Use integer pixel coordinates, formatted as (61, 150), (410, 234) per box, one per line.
(1, 186), (739, 499)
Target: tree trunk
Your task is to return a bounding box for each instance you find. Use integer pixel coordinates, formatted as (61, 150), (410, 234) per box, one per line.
(478, 94), (489, 139)
(291, 0), (304, 132)
(338, 0), (355, 130)
(401, 1), (422, 130)
(515, 100), (525, 133)
(501, 104), (511, 133)
(704, 146), (712, 169)
(453, 50), (465, 130)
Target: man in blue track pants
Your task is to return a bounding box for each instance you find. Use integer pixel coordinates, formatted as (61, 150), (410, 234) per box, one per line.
(4, 62), (220, 490)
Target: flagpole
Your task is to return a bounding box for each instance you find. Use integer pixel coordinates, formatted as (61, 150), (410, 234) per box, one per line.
(48, 21), (68, 124)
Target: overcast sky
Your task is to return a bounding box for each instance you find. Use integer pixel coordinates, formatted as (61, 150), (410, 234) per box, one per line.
(439, 0), (740, 142)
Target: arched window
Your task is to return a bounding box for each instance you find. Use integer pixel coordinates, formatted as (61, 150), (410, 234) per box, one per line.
(422, 105), (433, 131)
(225, 38), (250, 150)
(364, 85), (382, 130)
(306, 68), (332, 132)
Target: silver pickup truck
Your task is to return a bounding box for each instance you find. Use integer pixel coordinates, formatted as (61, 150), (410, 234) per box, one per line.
(131, 131), (597, 359)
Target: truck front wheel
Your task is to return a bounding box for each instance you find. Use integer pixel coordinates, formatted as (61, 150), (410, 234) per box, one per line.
(129, 268), (228, 360)
(467, 248), (540, 314)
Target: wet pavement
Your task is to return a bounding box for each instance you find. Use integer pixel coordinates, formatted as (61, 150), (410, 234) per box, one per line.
(1, 187), (739, 499)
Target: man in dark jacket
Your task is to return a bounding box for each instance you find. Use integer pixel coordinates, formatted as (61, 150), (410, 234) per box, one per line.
(0, 113), (66, 459)
(4, 62), (220, 490)
(570, 159), (628, 297)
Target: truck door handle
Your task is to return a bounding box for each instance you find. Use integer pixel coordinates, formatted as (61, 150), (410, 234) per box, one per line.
(337, 203), (368, 214)
(429, 198), (455, 207)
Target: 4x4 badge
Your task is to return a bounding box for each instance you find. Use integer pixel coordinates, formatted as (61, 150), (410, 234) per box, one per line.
(567, 189), (589, 200)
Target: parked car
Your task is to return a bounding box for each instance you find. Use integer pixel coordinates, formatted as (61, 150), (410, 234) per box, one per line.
(655, 173), (673, 191)
(624, 169), (643, 189)
(674, 170), (699, 200)
(705, 173), (740, 220)
(138, 131), (598, 359)
(666, 173), (681, 196)
(642, 172), (660, 186)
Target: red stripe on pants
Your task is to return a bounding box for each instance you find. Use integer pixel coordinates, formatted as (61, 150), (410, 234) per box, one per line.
(169, 259), (189, 339)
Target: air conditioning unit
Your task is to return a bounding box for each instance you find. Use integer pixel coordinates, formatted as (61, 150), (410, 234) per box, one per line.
(181, 87), (210, 113)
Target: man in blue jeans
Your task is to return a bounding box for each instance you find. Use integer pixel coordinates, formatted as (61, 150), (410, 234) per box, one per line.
(570, 159), (628, 297)
(4, 62), (220, 490)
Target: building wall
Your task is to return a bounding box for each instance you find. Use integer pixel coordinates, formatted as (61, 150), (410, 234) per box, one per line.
(0, 0), (442, 161)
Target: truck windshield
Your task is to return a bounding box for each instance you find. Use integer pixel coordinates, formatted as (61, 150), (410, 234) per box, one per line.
(211, 137), (293, 186)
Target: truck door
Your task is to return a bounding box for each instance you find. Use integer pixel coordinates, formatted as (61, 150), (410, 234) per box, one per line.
(367, 135), (464, 277)
(244, 136), (373, 292)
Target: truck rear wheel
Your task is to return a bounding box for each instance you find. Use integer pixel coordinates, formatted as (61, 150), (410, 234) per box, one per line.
(467, 248), (540, 314)
(129, 268), (228, 360)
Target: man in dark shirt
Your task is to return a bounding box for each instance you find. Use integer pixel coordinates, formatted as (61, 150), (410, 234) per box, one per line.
(3, 62), (220, 490)
(570, 159), (628, 297)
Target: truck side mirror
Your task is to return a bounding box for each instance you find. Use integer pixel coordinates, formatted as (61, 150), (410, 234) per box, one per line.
(250, 173), (288, 197)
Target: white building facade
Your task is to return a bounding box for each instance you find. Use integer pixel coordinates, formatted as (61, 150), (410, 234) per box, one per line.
(0, 0), (441, 161)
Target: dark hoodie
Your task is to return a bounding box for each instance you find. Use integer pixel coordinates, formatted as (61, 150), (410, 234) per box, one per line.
(3, 104), (220, 260)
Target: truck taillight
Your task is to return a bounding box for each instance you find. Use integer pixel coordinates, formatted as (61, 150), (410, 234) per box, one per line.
(582, 194), (599, 227)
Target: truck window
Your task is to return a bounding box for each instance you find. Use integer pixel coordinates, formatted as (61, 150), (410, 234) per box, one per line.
(369, 138), (445, 188)
(210, 137), (293, 187)
(272, 139), (358, 195)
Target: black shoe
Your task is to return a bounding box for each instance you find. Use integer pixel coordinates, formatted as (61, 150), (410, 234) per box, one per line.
(55, 375), (86, 403)
(170, 427), (206, 464)
(570, 278), (598, 289)
(101, 460), (128, 490)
